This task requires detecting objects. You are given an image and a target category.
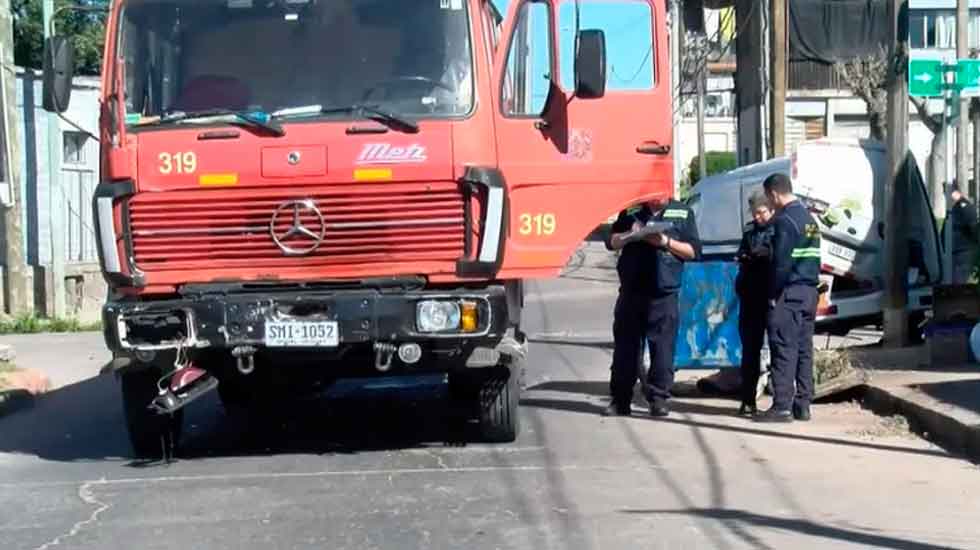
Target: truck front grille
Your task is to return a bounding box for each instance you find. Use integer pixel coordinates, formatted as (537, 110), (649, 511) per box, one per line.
(127, 182), (467, 271)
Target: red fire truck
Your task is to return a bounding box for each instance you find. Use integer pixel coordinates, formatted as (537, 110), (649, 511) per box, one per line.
(42, 0), (672, 455)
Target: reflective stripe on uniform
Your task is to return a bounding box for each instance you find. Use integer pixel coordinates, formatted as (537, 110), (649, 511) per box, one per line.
(663, 209), (689, 219)
(791, 247), (821, 258)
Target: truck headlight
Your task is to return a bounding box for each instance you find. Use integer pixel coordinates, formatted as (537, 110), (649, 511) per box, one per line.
(416, 301), (461, 332)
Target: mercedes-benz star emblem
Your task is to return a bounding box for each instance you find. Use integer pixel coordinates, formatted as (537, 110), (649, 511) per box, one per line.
(270, 199), (326, 256)
(287, 151), (302, 165)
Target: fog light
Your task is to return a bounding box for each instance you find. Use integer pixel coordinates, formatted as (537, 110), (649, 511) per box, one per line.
(460, 301), (478, 333)
(398, 343), (422, 364)
(416, 301), (460, 332)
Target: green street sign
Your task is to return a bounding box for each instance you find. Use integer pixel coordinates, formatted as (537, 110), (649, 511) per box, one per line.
(909, 58), (944, 97)
(956, 59), (980, 97)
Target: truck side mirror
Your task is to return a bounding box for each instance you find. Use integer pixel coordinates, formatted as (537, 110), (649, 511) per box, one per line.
(42, 36), (75, 113)
(575, 30), (606, 99)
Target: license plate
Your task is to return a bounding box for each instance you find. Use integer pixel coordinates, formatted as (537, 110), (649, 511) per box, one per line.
(827, 243), (856, 262)
(265, 321), (339, 347)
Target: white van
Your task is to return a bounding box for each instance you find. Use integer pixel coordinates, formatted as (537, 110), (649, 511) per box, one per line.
(687, 138), (940, 334)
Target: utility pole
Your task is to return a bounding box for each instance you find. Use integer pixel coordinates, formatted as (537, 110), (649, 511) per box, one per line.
(696, 35), (707, 180)
(957, 0), (971, 199)
(735, 0), (765, 165)
(44, 0), (66, 318)
(771, 0), (787, 157)
(0, 0), (31, 315)
(883, 0), (909, 347)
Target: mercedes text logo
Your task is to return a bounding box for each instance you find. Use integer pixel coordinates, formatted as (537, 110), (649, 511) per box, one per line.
(287, 151), (302, 165)
(269, 199), (326, 256)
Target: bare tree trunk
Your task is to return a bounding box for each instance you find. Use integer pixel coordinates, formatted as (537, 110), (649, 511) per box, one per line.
(869, 109), (886, 141)
(928, 128), (948, 220)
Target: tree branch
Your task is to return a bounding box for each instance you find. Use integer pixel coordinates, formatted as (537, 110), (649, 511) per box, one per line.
(910, 96), (942, 134)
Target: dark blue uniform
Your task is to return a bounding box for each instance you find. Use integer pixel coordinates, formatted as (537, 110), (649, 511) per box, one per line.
(606, 200), (701, 413)
(735, 220), (774, 407)
(767, 200), (821, 413)
(946, 196), (978, 283)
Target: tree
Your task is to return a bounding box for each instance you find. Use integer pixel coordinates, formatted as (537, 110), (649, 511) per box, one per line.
(837, 46), (947, 217)
(909, 96), (948, 220)
(12, 0), (107, 76)
(835, 47), (888, 141)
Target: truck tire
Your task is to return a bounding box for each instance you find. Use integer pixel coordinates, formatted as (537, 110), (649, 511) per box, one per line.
(477, 360), (522, 443)
(120, 368), (183, 458)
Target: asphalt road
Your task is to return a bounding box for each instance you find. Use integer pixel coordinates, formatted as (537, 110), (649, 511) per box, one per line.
(1, 244), (978, 550)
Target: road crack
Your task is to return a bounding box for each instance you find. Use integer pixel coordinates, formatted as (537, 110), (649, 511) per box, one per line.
(34, 479), (110, 550)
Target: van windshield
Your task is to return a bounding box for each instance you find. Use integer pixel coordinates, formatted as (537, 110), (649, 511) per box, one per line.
(117, 0), (474, 124)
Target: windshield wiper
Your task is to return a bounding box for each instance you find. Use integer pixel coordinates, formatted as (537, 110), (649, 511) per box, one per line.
(274, 104), (419, 133)
(158, 108), (285, 137)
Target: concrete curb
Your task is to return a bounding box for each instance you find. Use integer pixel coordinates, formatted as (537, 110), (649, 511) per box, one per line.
(0, 388), (35, 418)
(860, 383), (980, 464)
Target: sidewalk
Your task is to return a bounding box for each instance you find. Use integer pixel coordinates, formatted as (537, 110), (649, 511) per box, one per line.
(0, 332), (108, 417)
(849, 345), (980, 463)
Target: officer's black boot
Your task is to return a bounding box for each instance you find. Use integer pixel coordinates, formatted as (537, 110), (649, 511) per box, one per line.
(754, 407), (793, 423)
(602, 401), (632, 417)
(793, 402), (811, 421)
(649, 400), (670, 418)
(738, 400), (757, 417)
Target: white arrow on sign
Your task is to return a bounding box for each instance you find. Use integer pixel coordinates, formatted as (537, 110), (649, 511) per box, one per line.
(914, 73), (934, 83)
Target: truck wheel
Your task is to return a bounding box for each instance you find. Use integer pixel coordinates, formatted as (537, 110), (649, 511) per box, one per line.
(120, 368), (183, 458)
(477, 361), (522, 443)
(217, 379), (251, 412)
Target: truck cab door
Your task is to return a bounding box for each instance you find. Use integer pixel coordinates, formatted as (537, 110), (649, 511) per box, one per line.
(490, 0), (671, 276)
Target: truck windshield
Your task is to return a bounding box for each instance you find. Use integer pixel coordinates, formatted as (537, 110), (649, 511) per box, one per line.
(118, 0), (474, 125)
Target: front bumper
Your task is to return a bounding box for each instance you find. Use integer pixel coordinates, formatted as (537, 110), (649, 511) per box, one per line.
(103, 286), (509, 354)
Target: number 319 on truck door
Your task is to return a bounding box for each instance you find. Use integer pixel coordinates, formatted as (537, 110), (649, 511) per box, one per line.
(519, 213), (556, 236)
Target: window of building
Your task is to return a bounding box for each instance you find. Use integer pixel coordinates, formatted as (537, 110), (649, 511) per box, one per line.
(909, 10), (980, 50)
(63, 132), (87, 165)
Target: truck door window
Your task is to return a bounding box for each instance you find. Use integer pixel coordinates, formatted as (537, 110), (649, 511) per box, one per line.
(501, 1), (553, 117)
(557, 1), (655, 91)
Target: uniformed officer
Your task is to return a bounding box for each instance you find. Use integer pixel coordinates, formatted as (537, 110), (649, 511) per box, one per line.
(945, 181), (978, 283)
(734, 192), (775, 416)
(758, 173), (820, 423)
(604, 197), (701, 418)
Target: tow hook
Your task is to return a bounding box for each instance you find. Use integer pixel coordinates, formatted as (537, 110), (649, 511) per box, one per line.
(149, 362), (218, 415)
(373, 342), (396, 372)
(232, 345), (257, 375)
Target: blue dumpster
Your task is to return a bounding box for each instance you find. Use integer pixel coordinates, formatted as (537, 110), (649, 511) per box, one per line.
(674, 261), (742, 369)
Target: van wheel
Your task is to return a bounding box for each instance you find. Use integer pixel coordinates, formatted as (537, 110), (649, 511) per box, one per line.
(121, 368), (183, 459)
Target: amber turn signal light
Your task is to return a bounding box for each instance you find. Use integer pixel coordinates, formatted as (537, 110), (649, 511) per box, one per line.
(460, 301), (478, 333)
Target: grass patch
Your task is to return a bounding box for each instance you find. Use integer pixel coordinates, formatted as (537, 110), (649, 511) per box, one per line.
(0, 315), (102, 335)
(814, 349), (861, 385)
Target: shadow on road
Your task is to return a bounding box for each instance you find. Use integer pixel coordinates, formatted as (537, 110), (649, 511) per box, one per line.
(621, 508), (963, 550)
(917, 379), (980, 417)
(528, 338), (613, 349)
(0, 373), (480, 465)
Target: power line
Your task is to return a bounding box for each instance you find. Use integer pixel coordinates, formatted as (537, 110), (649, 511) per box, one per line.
(611, 45), (653, 85)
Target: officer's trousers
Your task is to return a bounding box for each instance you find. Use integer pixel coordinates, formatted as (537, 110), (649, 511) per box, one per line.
(953, 250), (974, 284)
(610, 292), (678, 406)
(766, 285), (817, 411)
(738, 298), (768, 405)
